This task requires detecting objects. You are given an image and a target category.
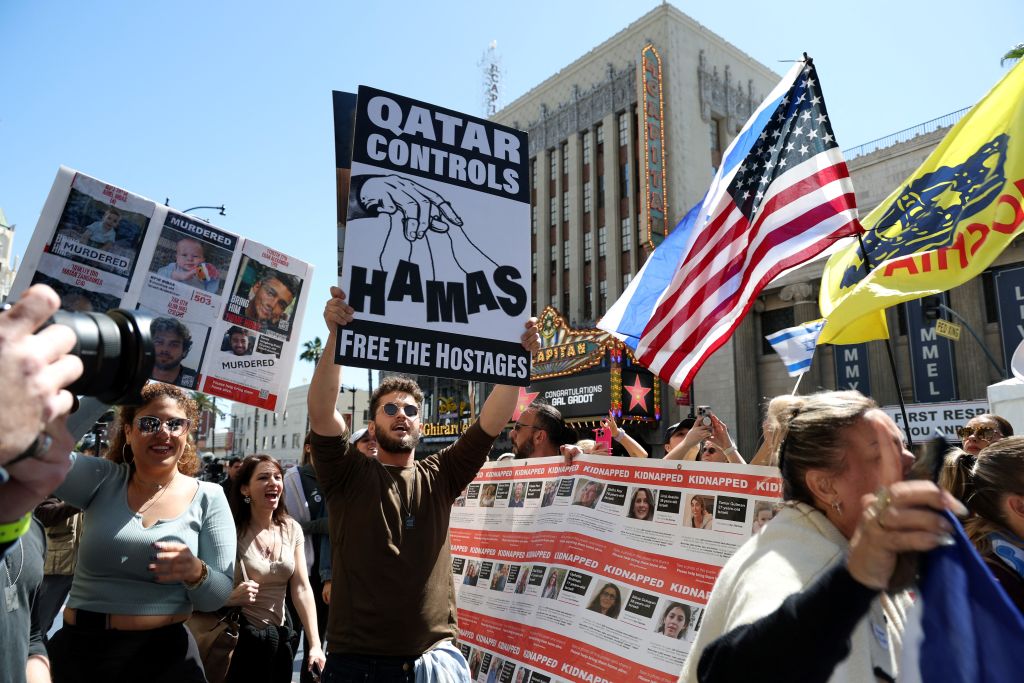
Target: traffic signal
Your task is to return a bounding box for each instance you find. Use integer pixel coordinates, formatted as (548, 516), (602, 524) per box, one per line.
(921, 295), (943, 320)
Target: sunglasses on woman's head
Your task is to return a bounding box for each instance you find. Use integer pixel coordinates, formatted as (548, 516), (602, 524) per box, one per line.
(380, 403), (419, 418)
(136, 416), (191, 436)
(957, 425), (998, 440)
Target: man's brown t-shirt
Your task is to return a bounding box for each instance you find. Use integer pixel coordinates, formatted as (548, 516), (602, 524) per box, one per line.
(312, 422), (495, 656)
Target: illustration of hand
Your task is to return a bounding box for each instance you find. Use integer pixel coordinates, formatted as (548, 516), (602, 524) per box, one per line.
(358, 175), (463, 241)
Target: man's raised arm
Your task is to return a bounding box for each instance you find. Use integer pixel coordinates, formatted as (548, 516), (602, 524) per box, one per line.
(307, 287), (354, 438)
(478, 318), (541, 436)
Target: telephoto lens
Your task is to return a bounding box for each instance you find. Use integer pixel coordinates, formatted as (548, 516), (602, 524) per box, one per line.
(51, 309), (155, 405)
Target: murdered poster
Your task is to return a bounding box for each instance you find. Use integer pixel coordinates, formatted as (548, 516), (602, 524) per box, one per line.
(334, 86), (531, 384)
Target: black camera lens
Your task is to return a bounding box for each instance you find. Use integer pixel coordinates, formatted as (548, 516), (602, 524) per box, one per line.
(51, 309), (155, 405)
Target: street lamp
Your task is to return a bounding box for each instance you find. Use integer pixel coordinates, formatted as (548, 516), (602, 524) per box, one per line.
(164, 199), (227, 219)
(342, 386), (358, 428)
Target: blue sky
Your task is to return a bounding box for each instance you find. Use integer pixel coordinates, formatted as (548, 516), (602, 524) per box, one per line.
(2, 0), (1019, 391)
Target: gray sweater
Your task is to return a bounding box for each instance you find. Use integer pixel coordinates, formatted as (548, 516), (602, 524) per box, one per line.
(56, 454), (235, 614)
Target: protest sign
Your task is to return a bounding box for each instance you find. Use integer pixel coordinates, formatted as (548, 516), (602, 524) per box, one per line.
(10, 167), (312, 410)
(334, 86), (532, 384)
(450, 456), (783, 682)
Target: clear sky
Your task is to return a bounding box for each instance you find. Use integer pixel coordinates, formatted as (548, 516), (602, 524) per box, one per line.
(2, 0), (1019, 392)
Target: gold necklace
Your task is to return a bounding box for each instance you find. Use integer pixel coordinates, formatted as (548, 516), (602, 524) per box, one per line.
(136, 480), (172, 516)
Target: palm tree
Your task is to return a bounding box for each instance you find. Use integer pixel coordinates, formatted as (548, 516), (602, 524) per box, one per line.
(300, 337), (324, 366)
(192, 391), (226, 456)
(1002, 43), (1024, 67)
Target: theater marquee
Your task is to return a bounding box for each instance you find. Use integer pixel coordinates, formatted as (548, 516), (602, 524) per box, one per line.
(641, 43), (668, 250)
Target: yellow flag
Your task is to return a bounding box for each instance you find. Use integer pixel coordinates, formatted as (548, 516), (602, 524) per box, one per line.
(820, 61), (1024, 344)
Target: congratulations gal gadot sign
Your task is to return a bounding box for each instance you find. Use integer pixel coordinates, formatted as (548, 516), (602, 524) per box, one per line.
(334, 86), (531, 384)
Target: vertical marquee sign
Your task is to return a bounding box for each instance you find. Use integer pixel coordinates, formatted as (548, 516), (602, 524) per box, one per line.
(641, 44), (668, 250)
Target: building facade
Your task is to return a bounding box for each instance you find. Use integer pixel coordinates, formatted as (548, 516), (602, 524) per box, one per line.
(229, 382), (370, 465)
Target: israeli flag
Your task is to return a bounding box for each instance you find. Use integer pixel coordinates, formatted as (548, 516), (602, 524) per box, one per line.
(765, 320), (825, 377)
(900, 511), (1024, 682)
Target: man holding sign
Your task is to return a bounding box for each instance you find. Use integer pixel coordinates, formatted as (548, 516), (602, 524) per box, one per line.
(308, 286), (538, 680)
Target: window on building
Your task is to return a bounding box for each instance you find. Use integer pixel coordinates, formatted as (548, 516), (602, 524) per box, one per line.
(549, 244), (557, 265)
(271, 435), (276, 448)
(710, 116), (724, 171)
(618, 112), (629, 146)
(272, 413), (277, 426)
(621, 217), (632, 251)
(549, 149), (557, 179)
(760, 308), (796, 355)
(246, 416), (251, 429)
(562, 292), (570, 314)
(982, 270), (1000, 323)
(549, 197), (557, 226)
(621, 163), (630, 198)
(583, 182), (592, 213)
(582, 131), (591, 163)
(623, 272), (633, 289)
(561, 144), (569, 173)
(262, 436), (267, 448)
(531, 253), (537, 275)
(584, 286), (593, 320)
(263, 414), (268, 428)
(597, 175), (605, 208)
(597, 225), (607, 257)
(584, 232), (593, 263)
(531, 206), (537, 234)
(562, 193), (569, 219)
(596, 123), (604, 146)
(292, 433), (300, 448)
(599, 280), (607, 313)
(563, 240), (570, 270)
(531, 159), (537, 189)
(551, 294), (558, 309)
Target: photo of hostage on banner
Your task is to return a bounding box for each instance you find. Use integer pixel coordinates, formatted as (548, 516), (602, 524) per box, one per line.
(208, 240), (312, 410)
(223, 255), (303, 339)
(334, 86), (532, 385)
(14, 168), (157, 314)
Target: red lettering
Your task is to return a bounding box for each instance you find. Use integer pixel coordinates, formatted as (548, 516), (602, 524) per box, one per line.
(991, 193), (1024, 234)
(965, 222), (988, 257)
(884, 256), (919, 276)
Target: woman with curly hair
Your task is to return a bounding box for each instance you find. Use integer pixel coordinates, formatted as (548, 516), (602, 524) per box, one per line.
(48, 382), (236, 683)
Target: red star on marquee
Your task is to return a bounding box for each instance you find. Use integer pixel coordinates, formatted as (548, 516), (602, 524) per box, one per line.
(624, 376), (651, 413)
(512, 386), (540, 421)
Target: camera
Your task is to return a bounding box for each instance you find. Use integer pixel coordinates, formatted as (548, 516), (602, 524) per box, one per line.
(50, 309), (155, 405)
(697, 405), (712, 427)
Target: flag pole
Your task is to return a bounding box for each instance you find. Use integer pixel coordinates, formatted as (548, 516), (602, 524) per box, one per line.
(791, 372), (805, 395)
(855, 233), (914, 446)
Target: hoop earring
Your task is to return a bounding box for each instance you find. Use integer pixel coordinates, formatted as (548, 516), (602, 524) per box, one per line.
(244, 495), (251, 504)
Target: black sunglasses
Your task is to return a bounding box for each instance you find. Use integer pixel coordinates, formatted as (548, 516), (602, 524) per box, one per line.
(136, 416), (191, 436)
(381, 403), (419, 418)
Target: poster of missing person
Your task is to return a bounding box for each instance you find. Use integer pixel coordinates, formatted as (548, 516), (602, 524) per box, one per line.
(206, 240), (312, 409)
(334, 86), (532, 385)
(449, 456), (783, 683)
(10, 167), (311, 411)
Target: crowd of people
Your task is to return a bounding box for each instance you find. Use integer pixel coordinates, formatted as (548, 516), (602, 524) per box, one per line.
(2, 282), (1024, 683)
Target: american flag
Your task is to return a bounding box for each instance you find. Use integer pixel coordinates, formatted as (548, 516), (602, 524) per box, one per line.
(600, 60), (860, 390)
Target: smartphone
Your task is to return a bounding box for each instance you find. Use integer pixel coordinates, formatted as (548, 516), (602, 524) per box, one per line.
(697, 405), (712, 427)
(909, 433), (952, 483)
(311, 661), (323, 682)
(594, 427), (612, 453)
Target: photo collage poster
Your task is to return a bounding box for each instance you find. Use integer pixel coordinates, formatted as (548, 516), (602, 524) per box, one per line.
(449, 455), (784, 683)
(11, 167), (313, 410)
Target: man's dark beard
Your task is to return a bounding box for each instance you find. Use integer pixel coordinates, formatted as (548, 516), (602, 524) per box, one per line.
(155, 358), (182, 371)
(512, 437), (534, 459)
(375, 424), (420, 453)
